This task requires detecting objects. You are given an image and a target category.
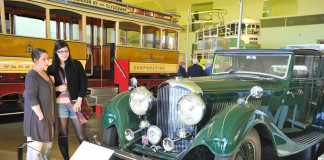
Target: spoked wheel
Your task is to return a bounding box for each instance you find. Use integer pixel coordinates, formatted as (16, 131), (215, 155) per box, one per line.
(214, 128), (261, 160)
(103, 126), (122, 160)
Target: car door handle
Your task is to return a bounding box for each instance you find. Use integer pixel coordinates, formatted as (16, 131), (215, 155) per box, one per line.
(287, 91), (295, 98)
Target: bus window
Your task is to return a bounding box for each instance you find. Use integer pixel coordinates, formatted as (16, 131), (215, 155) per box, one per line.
(119, 22), (140, 47)
(5, 1), (46, 38)
(162, 29), (177, 50)
(50, 9), (82, 41)
(143, 26), (160, 49)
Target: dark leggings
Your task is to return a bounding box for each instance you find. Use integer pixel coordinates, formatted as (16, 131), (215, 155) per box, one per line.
(58, 118), (88, 160)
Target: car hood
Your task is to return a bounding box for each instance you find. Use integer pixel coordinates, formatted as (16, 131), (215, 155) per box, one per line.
(164, 74), (283, 95)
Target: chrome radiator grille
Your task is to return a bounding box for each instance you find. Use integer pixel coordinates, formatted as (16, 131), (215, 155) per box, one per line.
(157, 85), (193, 152)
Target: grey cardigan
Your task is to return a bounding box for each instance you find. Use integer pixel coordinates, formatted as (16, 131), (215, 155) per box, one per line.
(23, 70), (58, 142)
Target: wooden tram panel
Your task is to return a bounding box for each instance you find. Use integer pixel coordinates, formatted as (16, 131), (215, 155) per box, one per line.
(0, 34), (87, 61)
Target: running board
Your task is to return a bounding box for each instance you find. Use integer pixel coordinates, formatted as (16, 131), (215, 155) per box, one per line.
(291, 131), (324, 146)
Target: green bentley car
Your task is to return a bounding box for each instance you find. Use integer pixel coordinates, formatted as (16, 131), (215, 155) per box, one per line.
(101, 49), (324, 160)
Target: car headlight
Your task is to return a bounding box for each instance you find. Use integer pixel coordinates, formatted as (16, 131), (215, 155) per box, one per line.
(147, 125), (162, 145)
(177, 93), (205, 125)
(129, 87), (154, 115)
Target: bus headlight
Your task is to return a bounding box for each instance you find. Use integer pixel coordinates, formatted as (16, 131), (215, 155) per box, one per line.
(129, 87), (154, 116)
(147, 125), (162, 145)
(177, 93), (205, 125)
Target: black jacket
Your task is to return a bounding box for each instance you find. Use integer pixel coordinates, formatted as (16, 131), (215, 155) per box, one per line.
(187, 64), (205, 77)
(178, 66), (187, 78)
(47, 60), (88, 100)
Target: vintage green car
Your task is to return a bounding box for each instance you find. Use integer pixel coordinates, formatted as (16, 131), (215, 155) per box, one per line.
(101, 49), (324, 160)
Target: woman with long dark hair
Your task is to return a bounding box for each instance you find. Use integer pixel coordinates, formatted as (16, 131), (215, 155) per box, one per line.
(47, 40), (88, 160)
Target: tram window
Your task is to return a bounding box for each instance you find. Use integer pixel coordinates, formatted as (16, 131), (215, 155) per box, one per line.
(119, 22), (140, 47)
(50, 9), (82, 41)
(93, 24), (103, 46)
(143, 26), (160, 49)
(106, 28), (115, 43)
(5, 2), (46, 38)
(162, 29), (177, 50)
(226, 24), (231, 36)
(204, 30), (210, 37)
(0, 9), (1, 33)
(211, 28), (217, 36)
(241, 24), (246, 34)
(14, 15), (46, 38)
(198, 32), (203, 41)
(230, 24), (235, 35)
(86, 25), (91, 44)
(247, 24), (252, 34)
(254, 25), (260, 34)
(219, 26), (225, 37)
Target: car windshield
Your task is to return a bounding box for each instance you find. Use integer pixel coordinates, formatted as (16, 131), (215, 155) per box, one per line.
(212, 54), (291, 78)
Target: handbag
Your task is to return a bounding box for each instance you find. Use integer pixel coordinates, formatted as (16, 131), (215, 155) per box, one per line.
(58, 70), (92, 124)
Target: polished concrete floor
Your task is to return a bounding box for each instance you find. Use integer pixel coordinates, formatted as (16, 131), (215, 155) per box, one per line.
(0, 104), (323, 160)
(0, 112), (104, 160)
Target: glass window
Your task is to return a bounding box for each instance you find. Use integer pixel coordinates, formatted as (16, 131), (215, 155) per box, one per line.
(292, 55), (320, 78)
(14, 15), (46, 38)
(106, 28), (115, 43)
(72, 24), (79, 40)
(143, 26), (160, 48)
(241, 24), (246, 34)
(5, 3), (46, 38)
(162, 29), (178, 50)
(0, 9), (2, 33)
(204, 30), (209, 37)
(93, 24), (102, 46)
(226, 24), (231, 36)
(211, 28), (217, 36)
(119, 22), (140, 47)
(86, 24), (91, 44)
(50, 20), (57, 39)
(219, 26), (225, 37)
(50, 9), (82, 41)
(198, 31), (203, 41)
(212, 54), (290, 78)
(246, 24), (260, 35)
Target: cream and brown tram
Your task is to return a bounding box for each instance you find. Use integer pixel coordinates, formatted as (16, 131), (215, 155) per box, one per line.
(0, 0), (181, 115)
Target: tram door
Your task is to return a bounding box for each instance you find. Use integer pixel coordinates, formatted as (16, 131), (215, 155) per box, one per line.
(85, 17), (115, 80)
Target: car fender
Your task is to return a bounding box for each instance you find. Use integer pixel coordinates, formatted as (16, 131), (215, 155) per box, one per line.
(101, 91), (143, 146)
(179, 103), (303, 158)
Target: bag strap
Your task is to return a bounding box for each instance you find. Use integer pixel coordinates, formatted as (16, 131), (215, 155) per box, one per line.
(58, 69), (73, 102)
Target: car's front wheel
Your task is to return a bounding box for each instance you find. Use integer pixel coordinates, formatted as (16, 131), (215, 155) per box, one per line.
(103, 126), (122, 160)
(214, 128), (261, 160)
(103, 126), (118, 146)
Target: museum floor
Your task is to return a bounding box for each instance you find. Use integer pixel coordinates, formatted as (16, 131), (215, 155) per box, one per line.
(0, 112), (104, 160)
(0, 110), (323, 160)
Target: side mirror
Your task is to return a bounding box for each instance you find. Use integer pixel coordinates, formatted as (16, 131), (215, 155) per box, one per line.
(250, 86), (263, 98)
(244, 86), (263, 104)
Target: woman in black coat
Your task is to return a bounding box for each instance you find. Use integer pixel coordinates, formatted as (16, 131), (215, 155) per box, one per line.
(178, 62), (187, 78)
(47, 40), (88, 160)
